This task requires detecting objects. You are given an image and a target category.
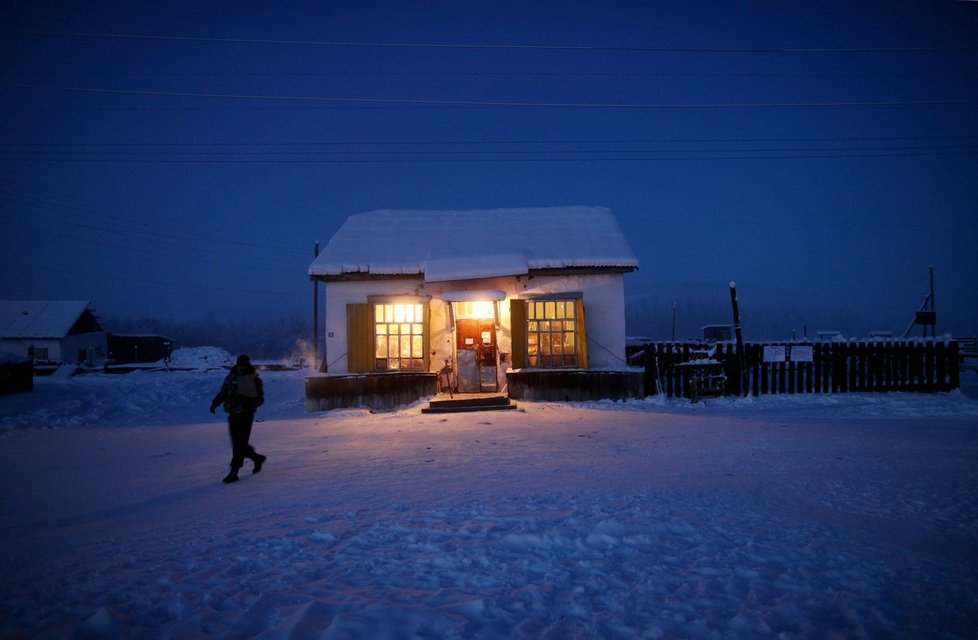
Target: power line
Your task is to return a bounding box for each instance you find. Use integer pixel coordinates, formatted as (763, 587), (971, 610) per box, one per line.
(4, 30), (976, 53)
(2, 150), (975, 164)
(3, 134), (976, 146)
(3, 144), (976, 156)
(5, 71), (973, 79)
(0, 179), (305, 255)
(6, 82), (978, 109)
(0, 259), (306, 298)
(0, 213), (301, 274)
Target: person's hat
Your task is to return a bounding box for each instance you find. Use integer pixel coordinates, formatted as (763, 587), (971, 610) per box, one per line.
(236, 354), (251, 367)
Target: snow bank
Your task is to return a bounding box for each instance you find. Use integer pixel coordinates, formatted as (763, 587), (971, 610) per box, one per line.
(163, 346), (235, 369)
(0, 351), (27, 364)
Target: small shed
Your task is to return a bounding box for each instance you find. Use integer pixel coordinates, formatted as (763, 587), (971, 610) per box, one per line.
(107, 334), (174, 365)
(307, 206), (641, 410)
(0, 300), (106, 366)
(0, 351), (32, 394)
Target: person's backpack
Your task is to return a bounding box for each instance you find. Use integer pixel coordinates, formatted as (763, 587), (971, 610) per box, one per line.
(226, 369), (263, 412)
(236, 372), (260, 399)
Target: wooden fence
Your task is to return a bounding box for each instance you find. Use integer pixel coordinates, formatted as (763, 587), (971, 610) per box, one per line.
(637, 339), (961, 399)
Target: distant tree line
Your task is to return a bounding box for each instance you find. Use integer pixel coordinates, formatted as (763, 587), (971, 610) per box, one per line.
(104, 313), (311, 361)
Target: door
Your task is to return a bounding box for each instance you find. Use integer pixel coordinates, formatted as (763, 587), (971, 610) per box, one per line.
(455, 319), (498, 392)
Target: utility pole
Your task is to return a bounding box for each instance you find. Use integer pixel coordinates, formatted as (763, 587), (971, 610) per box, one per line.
(313, 241), (319, 369)
(729, 281), (747, 396)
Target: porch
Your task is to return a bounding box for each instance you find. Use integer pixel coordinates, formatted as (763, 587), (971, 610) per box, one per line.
(305, 372), (437, 412)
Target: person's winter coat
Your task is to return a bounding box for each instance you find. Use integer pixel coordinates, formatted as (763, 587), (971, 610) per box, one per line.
(210, 364), (265, 415)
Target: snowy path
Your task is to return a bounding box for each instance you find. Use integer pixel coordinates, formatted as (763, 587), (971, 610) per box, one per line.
(1, 371), (977, 638)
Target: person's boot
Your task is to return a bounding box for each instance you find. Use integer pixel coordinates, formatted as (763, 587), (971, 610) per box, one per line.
(252, 454), (267, 474)
(222, 467), (239, 484)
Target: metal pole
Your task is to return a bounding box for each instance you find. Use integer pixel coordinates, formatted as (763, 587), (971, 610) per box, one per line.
(928, 264), (935, 337)
(671, 302), (677, 342)
(313, 241), (319, 369)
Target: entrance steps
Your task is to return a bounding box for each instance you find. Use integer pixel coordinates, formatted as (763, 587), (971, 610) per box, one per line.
(422, 394), (518, 414)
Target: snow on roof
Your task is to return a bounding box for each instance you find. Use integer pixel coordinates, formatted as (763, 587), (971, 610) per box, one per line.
(309, 206), (639, 280)
(0, 300), (94, 339)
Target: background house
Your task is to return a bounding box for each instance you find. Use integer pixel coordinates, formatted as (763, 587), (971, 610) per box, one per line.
(307, 206), (641, 410)
(0, 300), (106, 367)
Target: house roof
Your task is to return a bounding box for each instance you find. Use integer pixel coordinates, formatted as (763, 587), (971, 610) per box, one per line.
(309, 206), (639, 281)
(0, 300), (97, 339)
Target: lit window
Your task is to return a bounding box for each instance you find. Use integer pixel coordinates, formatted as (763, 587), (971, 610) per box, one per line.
(527, 299), (577, 367)
(374, 303), (424, 370)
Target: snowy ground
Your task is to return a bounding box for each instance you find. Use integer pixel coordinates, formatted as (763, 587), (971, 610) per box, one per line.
(2, 363), (978, 639)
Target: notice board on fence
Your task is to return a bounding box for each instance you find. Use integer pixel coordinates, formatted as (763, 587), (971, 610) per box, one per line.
(763, 345), (813, 363)
(790, 345), (813, 362)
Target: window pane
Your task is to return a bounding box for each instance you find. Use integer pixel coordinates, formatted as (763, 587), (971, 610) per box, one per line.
(388, 335), (399, 358)
(411, 335), (423, 357)
(375, 358), (387, 369)
(412, 323), (423, 335)
(375, 305), (384, 323)
(384, 305), (393, 323)
(375, 335), (388, 358)
(376, 324), (388, 335)
(563, 332), (575, 352)
(400, 336), (411, 358)
(523, 297), (580, 369)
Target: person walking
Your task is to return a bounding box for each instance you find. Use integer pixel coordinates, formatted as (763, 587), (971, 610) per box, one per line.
(210, 354), (267, 484)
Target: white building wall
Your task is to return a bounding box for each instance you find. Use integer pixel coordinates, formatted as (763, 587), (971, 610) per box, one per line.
(0, 338), (62, 361)
(322, 271), (628, 375)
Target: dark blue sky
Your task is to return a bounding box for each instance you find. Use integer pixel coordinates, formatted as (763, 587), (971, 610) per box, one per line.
(2, 1), (976, 339)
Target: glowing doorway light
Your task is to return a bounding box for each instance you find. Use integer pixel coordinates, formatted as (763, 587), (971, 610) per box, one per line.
(471, 301), (494, 319)
(455, 300), (495, 320)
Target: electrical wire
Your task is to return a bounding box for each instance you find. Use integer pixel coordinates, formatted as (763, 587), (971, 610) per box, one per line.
(0, 259), (306, 297)
(6, 82), (977, 109)
(4, 30), (976, 53)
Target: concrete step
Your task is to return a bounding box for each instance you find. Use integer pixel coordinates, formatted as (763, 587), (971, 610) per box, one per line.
(422, 395), (518, 414)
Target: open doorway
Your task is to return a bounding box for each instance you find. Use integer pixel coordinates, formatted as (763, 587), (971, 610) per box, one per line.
(452, 300), (498, 393)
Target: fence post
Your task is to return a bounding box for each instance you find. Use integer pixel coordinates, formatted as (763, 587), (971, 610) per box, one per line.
(924, 340), (936, 392)
(949, 340), (960, 391)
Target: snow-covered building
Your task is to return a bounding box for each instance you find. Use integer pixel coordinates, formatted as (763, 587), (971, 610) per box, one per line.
(306, 207), (642, 410)
(0, 300), (106, 366)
